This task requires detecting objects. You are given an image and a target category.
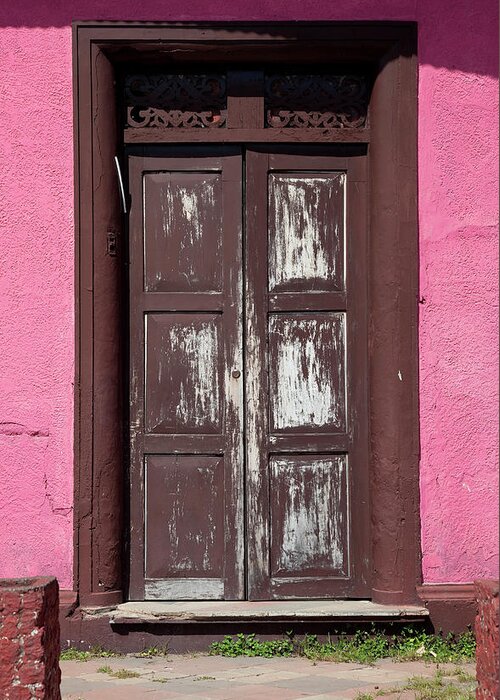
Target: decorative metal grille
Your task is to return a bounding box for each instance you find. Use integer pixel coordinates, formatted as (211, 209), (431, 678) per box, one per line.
(265, 74), (368, 128)
(125, 74), (227, 128)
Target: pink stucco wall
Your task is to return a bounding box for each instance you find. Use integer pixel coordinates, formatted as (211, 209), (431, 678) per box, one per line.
(0, 2), (497, 591)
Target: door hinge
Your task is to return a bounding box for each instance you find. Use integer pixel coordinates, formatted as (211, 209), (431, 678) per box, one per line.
(107, 231), (118, 257)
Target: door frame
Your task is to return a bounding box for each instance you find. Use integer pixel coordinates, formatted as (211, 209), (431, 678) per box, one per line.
(73, 21), (420, 607)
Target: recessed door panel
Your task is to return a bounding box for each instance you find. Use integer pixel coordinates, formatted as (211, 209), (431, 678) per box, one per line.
(145, 313), (222, 434)
(269, 455), (348, 578)
(268, 173), (345, 292)
(145, 455), (224, 580)
(144, 171), (223, 293)
(268, 313), (346, 433)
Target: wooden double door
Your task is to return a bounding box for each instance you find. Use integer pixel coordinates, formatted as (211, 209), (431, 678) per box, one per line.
(128, 146), (369, 601)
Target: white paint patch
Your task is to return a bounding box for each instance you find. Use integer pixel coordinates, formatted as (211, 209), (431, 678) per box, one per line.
(398, 370), (403, 381)
(270, 316), (345, 429)
(272, 457), (346, 574)
(145, 578), (224, 600)
(163, 181), (215, 247)
(244, 283), (269, 590)
(269, 174), (344, 290)
(169, 322), (220, 428)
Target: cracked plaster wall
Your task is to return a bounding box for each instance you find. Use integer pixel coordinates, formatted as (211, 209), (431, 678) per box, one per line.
(0, 1), (497, 590)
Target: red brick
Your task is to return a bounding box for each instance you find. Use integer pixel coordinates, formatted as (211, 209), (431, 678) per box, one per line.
(18, 607), (38, 636)
(0, 637), (20, 671)
(0, 612), (20, 638)
(18, 661), (43, 686)
(23, 629), (44, 659)
(7, 686), (34, 700)
(0, 591), (22, 614)
(32, 688), (47, 699)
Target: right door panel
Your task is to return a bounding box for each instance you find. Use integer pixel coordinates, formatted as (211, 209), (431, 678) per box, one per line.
(245, 148), (370, 599)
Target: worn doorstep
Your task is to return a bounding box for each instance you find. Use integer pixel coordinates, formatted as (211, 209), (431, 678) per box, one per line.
(106, 600), (429, 624)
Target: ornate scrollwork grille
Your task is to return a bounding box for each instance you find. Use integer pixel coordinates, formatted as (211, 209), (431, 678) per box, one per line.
(265, 74), (369, 128)
(125, 74), (227, 128)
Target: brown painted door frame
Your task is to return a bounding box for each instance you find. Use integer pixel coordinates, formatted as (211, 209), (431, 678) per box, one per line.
(73, 22), (420, 607)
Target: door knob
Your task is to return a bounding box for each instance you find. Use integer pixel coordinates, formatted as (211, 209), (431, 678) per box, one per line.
(232, 370), (241, 379)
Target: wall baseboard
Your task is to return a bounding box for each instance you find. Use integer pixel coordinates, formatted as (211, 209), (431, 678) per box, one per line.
(59, 589), (78, 620)
(417, 584), (476, 633)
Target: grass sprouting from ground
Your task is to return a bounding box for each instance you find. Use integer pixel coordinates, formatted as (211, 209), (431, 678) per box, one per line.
(61, 644), (169, 661)
(60, 645), (120, 661)
(134, 645), (170, 658)
(209, 627), (476, 664)
(355, 667), (476, 699)
(209, 633), (295, 658)
(61, 625), (476, 667)
(97, 665), (141, 679)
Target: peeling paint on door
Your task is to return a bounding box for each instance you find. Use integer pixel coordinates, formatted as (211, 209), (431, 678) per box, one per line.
(269, 314), (346, 431)
(245, 149), (369, 600)
(270, 455), (348, 577)
(268, 173), (345, 292)
(146, 314), (222, 434)
(144, 172), (222, 292)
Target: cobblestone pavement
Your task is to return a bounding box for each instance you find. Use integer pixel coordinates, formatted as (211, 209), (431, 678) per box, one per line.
(61, 655), (476, 699)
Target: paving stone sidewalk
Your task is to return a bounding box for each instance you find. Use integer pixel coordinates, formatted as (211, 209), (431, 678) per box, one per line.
(61, 654), (476, 699)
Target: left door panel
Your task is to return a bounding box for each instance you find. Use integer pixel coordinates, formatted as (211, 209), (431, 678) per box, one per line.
(128, 150), (244, 600)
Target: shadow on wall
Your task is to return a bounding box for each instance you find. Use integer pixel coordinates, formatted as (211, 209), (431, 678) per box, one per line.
(0, 0), (497, 77)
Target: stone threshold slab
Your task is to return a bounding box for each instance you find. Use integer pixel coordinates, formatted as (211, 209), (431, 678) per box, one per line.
(108, 600), (429, 625)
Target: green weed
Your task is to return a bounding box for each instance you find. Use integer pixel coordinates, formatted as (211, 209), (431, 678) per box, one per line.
(298, 631), (389, 664)
(109, 668), (141, 679)
(97, 665), (141, 679)
(210, 632), (294, 657)
(405, 673), (474, 699)
(135, 645), (169, 658)
(355, 667), (476, 700)
(389, 628), (476, 663)
(209, 627), (476, 664)
(97, 665), (113, 674)
(60, 646), (119, 661)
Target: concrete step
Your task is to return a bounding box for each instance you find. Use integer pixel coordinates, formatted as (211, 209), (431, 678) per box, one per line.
(108, 600), (429, 625)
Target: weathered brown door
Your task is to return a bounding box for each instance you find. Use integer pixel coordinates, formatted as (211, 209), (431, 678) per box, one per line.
(128, 146), (370, 601)
(245, 148), (369, 599)
(128, 149), (244, 600)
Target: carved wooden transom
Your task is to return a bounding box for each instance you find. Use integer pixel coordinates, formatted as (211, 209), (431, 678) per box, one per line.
(264, 74), (368, 128)
(123, 71), (368, 130)
(125, 74), (227, 128)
